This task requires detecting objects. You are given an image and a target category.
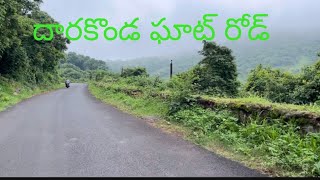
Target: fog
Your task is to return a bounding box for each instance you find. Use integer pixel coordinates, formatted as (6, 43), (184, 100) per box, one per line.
(41, 0), (320, 60)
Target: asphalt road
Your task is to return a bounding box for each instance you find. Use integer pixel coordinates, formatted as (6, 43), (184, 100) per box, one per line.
(0, 83), (265, 177)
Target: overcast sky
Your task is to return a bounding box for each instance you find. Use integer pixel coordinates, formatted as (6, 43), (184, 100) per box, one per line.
(41, 0), (320, 60)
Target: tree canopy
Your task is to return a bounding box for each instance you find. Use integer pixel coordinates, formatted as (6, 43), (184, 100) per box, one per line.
(0, 0), (69, 84)
(245, 54), (320, 105)
(59, 52), (109, 82)
(64, 52), (108, 71)
(193, 41), (240, 96)
(121, 67), (149, 78)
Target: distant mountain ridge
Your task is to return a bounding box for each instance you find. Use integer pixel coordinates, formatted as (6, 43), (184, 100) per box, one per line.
(106, 38), (320, 81)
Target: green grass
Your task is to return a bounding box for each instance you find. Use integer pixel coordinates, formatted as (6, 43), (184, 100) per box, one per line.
(0, 77), (64, 112)
(201, 95), (320, 115)
(89, 80), (320, 177)
(154, 119), (273, 175)
(88, 81), (274, 176)
(88, 82), (168, 118)
(168, 107), (320, 177)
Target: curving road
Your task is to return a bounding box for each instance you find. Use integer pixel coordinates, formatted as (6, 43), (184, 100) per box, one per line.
(0, 84), (265, 177)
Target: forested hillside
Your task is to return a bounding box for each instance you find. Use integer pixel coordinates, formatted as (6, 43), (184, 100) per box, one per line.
(107, 54), (200, 80)
(231, 37), (320, 80)
(107, 38), (320, 81)
(59, 52), (109, 82)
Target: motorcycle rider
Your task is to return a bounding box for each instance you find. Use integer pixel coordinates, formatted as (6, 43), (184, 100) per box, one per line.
(65, 79), (71, 88)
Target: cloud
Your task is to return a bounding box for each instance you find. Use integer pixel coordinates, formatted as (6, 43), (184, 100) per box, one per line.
(108, 0), (177, 21)
(200, 0), (286, 9)
(40, 0), (320, 60)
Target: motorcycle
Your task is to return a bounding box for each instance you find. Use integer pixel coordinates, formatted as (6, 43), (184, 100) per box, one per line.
(65, 82), (70, 88)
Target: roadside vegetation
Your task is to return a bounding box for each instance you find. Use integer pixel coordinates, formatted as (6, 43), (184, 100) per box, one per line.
(1, 0), (320, 177)
(0, 76), (63, 112)
(59, 52), (109, 82)
(89, 41), (320, 177)
(0, 1), (109, 112)
(0, 0), (69, 111)
(107, 37), (320, 81)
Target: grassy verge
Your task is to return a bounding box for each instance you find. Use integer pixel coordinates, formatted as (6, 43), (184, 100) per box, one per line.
(88, 82), (272, 175)
(89, 81), (320, 177)
(88, 82), (168, 118)
(153, 119), (272, 175)
(0, 77), (64, 112)
(202, 95), (320, 116)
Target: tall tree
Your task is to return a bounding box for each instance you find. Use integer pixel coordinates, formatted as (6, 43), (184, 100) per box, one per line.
(0, 0), (42, 58)
(0, 0), (69, 83)
(194, 41), (239, 96)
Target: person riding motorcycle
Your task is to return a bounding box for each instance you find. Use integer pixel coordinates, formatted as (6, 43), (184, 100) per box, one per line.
(65, 79), (71, 88)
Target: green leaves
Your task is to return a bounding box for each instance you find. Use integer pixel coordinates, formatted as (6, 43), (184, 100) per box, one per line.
(244, 60), (320, 105)
(169, 105), (320, 176)
(312, 161), (320, 175)
(295, 60), (320, 104)
(195, 41), (240, 96)
(121, 67), (149, 78)
(65, 52), (108, 71)
(0, 0), (69, 84)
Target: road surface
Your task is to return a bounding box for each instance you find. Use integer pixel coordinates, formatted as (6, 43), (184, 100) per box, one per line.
(0, 84), (265, 177)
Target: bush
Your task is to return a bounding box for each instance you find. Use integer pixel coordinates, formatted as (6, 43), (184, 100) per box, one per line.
(293, 60), (320, 104)
(245, 59), (320, 105)
(244, 64), (299, 104)
(169, 105), (320, 176)
(121, 67), (149, 77)
(166, 70), (199, 115)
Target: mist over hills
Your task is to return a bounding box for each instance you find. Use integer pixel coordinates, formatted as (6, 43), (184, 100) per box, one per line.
(106, 34), (320, 81)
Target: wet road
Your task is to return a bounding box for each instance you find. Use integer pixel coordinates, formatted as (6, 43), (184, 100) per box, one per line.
(0, 83), (265, 177)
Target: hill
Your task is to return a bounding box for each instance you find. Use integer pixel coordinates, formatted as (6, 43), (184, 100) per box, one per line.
(106, 38), (320, 81)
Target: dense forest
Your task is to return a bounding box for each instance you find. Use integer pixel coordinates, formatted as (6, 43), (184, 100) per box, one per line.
(0, 0), (110, 84)
(0, 0), (69, 85)
(0, 0), (110, 110)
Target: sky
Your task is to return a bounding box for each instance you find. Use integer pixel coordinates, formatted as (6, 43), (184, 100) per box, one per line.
(40, 0), (320, 60)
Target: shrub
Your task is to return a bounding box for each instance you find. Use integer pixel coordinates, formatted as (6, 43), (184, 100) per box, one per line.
(121, 67), (149, 77)
(169, 105), (320, 176)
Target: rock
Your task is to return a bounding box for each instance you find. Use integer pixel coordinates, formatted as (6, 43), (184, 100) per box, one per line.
(302, 125), (318, 133)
